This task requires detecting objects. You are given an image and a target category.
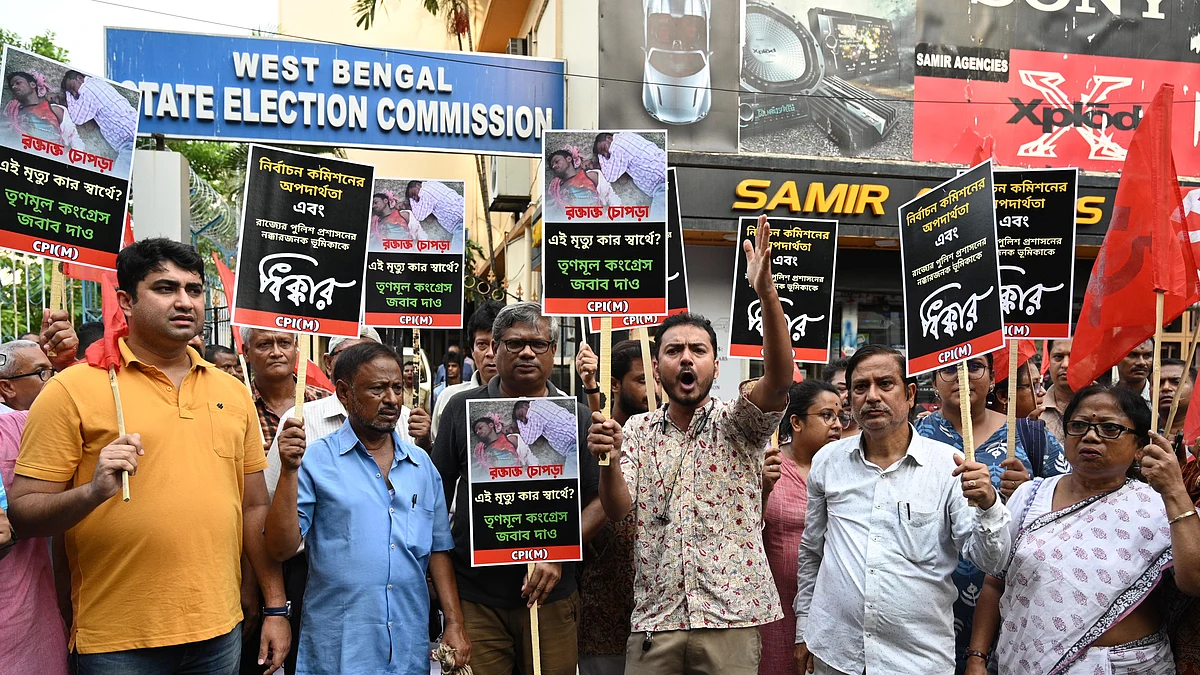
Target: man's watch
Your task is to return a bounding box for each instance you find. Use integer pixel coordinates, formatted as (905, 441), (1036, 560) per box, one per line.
(582, 385), (601, 395)
(263, 601), (292, 620)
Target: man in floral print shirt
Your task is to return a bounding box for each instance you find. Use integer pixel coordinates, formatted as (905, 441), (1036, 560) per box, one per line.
(587, 215), (792, 675)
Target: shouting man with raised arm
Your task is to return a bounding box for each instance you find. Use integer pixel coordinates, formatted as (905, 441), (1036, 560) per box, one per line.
(7, 238), (290, 675)
(587, 215), (793, 675)
(792, 344), (1012, 675)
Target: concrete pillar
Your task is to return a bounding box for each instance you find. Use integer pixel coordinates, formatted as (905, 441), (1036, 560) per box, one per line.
(131, 149), (190, 243)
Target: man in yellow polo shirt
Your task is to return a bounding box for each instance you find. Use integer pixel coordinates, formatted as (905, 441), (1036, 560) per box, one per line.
(8, 238), (290, 675)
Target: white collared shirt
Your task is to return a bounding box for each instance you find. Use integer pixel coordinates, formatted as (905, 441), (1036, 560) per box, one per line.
(794, 426), (1012, 675)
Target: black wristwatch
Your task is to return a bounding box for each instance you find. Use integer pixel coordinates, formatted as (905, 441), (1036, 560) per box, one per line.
(582, 385), (601, 395)
(263, 601), (292, 620)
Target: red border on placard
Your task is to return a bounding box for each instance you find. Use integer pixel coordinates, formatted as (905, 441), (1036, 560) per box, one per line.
(472, 545), (582, 566)
(1004, 323), (1071, 340)
(728, 344), (830, 363)
(587, 306), (689, 332)
(363, 312), (463, 328)
(907, 329), (1006, 376)
(544, 297), (667, 316)
(233, 307), (359, 338)
(0, 232), (117, 269)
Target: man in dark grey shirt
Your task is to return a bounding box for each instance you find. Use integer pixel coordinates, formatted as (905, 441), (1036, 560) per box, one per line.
(433, 302), (603, 675)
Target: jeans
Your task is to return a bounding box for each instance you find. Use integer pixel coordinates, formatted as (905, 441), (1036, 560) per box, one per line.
(74, 624), (242, 675)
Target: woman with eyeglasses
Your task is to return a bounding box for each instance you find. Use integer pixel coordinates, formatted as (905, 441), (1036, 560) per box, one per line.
(966, 384), (1200, 675)
(758, 380), (842, 675)
(915, 354), (1068, 674)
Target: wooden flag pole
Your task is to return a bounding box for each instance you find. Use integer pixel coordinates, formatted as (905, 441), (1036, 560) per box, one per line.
(240, 352), (265, 448)
(527, 562), (542, 675)
(1165, 314), (1200, 435)
(958, 361), (975, 462)
(1150, 292), (1165, 433)
(109, 367), (130, 502)
(294, 335), (309, 422)
(634, 327), (657, 412)
(598, 317), (613, 466)
(1005, 340), (1019, 460)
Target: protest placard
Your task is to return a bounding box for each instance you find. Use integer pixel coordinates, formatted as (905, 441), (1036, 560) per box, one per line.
(231, 145), (373, 338)
(0, 46), (139, 270)
(727, 216), (838, 362)
(994, 168), (1078, 339)
(588, 168), (689, 333)
(900, 160), (1004, 376)
(363, 177), (465, 328)
(465, 397), (583, 567)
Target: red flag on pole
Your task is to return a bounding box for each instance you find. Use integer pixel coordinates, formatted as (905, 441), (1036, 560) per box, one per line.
(85, 271), (128, 370)
(64, 214), (134, 282)
(1068, 84), (1200, 391)
(1040, 340), (1052, 379)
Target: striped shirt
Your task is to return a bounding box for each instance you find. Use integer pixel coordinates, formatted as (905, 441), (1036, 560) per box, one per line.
(409, 181), (465, 231)
(65, 77), (137, 151)
(516, 398), (579, 458)
(598, 133), (666, 197)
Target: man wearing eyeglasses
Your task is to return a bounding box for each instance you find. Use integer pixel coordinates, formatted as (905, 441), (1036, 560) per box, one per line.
(432, 302), (603, 675)
(0, 313), (78, 413)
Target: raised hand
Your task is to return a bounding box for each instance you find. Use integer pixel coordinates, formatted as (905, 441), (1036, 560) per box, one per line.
(276, 418), (306, 473)
(743, 214), (776, 297)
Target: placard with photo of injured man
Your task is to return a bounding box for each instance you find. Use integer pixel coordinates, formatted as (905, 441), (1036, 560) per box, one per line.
(364, 177), (466, 328)
(543, 129), (667, 223)
(465, 397), (583, 567)
(0, 45), (140, 269)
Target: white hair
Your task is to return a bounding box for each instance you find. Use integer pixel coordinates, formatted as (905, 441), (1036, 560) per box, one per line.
(239, 327), (298, 351)
(0, 340), (40, 378)
(493, 302), (559, 343)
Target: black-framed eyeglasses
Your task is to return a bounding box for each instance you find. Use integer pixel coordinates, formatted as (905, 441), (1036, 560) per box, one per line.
(1064, 420), (1136, 440)
(1, 368), (53, 382)
(802, 411), (841, 425)
(934, 361), (988, 382)
(501, 339), (552, 355)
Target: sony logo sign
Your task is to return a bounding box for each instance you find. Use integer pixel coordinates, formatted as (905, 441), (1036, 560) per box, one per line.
(970, 0), (1164, 19)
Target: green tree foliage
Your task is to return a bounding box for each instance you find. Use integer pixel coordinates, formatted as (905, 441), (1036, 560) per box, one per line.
(0, 28), (70, 61)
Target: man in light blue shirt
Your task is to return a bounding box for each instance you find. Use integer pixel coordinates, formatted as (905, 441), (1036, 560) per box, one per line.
(265, 341), (470, 674)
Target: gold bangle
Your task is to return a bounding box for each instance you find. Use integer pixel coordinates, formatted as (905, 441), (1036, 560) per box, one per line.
(1169, 509), (1198, 525)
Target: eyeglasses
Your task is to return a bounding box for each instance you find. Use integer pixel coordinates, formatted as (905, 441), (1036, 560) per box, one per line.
(1064, 420), (1136, 440)
(934, 361), (988, 382)
(802, 411), (841, 425)
(0, 368), (53, 382)
(501, 339), (552, 355)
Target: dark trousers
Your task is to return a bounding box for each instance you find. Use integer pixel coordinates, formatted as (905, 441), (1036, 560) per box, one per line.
(73, 624), (242, 675)
(238, 551), (307, 675)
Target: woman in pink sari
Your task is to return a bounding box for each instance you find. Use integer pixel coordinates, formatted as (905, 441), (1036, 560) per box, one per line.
(967, 385), (1200, 675)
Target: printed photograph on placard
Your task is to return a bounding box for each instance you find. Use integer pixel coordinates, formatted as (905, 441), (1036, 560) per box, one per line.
(1, 46), (139, 178)
(543, 129), (667, 223)
(367, 178), (465, 254)
(542, 221), (669, 317)
(465, 396), (583, 567)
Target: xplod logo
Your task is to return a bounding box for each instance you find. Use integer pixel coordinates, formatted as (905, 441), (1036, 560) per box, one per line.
(1005, 71), (1139, 162)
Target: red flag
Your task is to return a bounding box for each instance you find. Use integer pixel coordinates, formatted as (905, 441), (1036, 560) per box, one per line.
(85, 271), (128, 370)
(1040, 340), (1052, 379)
(64, 214), (135, 281)
(305, 361), (334, 392)
(1068, 84), (1200, 391)
(1184, 387), (1200, 445)
(211, 253), (243, 353)
(992, 339), (1038, 383)
(793, 362), (804, 383)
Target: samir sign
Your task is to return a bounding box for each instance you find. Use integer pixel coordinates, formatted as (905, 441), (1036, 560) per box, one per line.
(106, 28), (565, 157)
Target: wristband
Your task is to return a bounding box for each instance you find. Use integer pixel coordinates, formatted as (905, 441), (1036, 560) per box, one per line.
(965, 649), (989, 662)
(1169, 509), (1197, 525)
(583, 385), (601, 395)
(263, 601), (292, 620)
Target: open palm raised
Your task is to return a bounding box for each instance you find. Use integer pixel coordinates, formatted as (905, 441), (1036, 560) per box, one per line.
(744, 214), (775, 297)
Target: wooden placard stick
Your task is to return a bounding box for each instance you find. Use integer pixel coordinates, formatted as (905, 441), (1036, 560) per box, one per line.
(294, 335), (309, 422)
(109, 367), (130, 502)
(958, 361), (975, 463)
(1005, 340), (1019, 460)
(1165, 313), (1200, 436)
(48, 262), (63, 314)
(598, 318), (613, 466)
(634, 327), (657, 412)
(412, 328), (422, 410)
(528, 562), (542, 675)
(1150, 292), (1165, 433)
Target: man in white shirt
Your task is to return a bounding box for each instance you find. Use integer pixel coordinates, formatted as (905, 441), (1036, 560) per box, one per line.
(60, 70), (137, 175)
(794, 345), (1011, 675)
(406, 180), (465, 252)
(593, 132), (667, 221)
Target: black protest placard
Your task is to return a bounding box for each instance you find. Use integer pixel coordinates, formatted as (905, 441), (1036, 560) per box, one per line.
(542, 222), (668, 317)
(0, 46), (140, 270)
(363, 178), (466, 329)
(232, 145), (373, 338)
(900, 160), (1004, 376)
(994, 168), (1078, 339)
(465, 397), (582, 567)
(727, 216), (838, 362)
(588, 168), (689, 333)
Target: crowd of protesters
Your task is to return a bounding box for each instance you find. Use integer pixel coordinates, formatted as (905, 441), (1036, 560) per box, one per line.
(3, 228), (1200, 675)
